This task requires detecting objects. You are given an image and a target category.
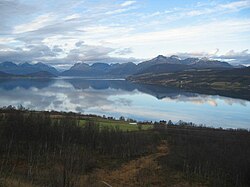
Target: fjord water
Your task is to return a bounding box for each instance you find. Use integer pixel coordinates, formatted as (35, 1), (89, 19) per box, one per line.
(0, 78), (249, 129)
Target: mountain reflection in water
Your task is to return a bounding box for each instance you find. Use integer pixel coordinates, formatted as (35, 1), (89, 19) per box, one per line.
(0, 78), (249, 129)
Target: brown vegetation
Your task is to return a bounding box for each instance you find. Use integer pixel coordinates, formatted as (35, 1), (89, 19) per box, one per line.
(0, 107), (249, 187)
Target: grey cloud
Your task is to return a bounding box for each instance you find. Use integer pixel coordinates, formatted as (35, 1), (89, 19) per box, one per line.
(52, 45), (63, 53)
(173, 51), (217, 58)
(8, 1), (123, 43)
(0, 0), (139, 66)
(0, 0), (35, 33)
(219, 50), (250, 65)
(15, 35), (45, 44)
(0, 43), (139, 69)
(75, 41), (85, 47)
(222, 49), (249, 60)
(114, 98), (132, 106)
(0, 44), (58, 62)
(15, 21), (84, 44)
(66, 45), (115, 62)
(115, 48), (133, 55)
(63, 44), (141, 65)
(173, 49), (250, 66)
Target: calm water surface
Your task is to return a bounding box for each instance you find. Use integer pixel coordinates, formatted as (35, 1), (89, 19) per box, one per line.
(0, 78), (249, 129)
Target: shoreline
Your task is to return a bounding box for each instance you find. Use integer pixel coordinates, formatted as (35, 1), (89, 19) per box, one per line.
(1, 106), (249, 131)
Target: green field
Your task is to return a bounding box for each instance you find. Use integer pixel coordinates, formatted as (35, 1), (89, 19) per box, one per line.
(79, 117), (153, 131)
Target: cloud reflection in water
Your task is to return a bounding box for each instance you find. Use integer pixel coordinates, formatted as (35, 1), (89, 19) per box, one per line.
(0, 78), (249, 129)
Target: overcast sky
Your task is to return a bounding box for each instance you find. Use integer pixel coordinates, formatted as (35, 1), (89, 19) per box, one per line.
(0, 0), (250, 68)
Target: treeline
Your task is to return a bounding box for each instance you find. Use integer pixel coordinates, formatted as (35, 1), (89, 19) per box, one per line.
(0, 107), (250, 186)
(0, 109), (159, 186)
(159, 125), (250, 187)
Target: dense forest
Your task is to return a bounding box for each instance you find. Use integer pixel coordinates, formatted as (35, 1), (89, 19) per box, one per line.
(0, 106), (249, 186)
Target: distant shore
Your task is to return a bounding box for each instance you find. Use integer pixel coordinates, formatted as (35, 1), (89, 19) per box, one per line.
(127, 69), (250, 101)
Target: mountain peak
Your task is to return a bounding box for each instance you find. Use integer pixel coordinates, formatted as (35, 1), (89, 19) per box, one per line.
(155, 55), (166, 59)
(35, 62), (46, 66)
(200, 57), (210, 61)
(33, 62), (49, 68)
(0, 61), (58, 76)
(70, 62), (90, 70)
(0, 61), (17, 67)
(19, 62), (33, 67)
(193, 57), (232, 68)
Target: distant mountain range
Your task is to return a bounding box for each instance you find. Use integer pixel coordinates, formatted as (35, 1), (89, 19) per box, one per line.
(0, 55), (247, 78)
(0, 61), (58, 77)
(61, 55), (236, 78)
(135, 55), (233, 74)
(61, 62), (137, 77)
